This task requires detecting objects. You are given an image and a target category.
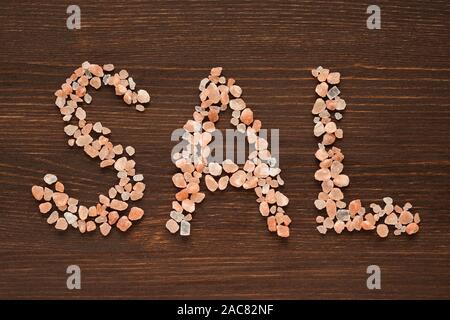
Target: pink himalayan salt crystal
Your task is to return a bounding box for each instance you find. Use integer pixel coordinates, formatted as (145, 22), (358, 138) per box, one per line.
(55, 217), (68, 230)
(405, 222), (419, 235)
(330, 161), (343, 176)
(166, 219), (180, 234)
(322, 133), (336, 145)
(218, 176), (229, 190)
(326, 99), (337, 110)
(314, 123), (325, 137)
(365, 213), (376, 225)
(315, 82), (328, 97)
(103, 64), (114, 71)
(137, 90), (150, 104)
(191, 192), (205, 203)
(376, 224), (389, 238)
(314, 199), (326, 210)
(108, 211), (120, 225)
(312, 98), (326, 114)
(335, 129), (343, 139)
(100, 222), (112, 236)
(117, 216), (132, 232)
(172, 201), (183, 212)
(229, 98), (246, 111)
(205, 175), (218, 192)
(128, 207), (144, 221)
(384, 213), (398, 225)
(321, 180), (333, 193)
(90, 77), (101, 89)
(317, 225), (327, 234)
(243, 176), (258, 189)
(314, 168), (331, 181)
(240, 108), (254, 125)
(43, 185), (54, 201)
(254, 163), (270, 178)
(414, 213), (421, 223)
(52, 192), (69, 207)
(222, 159), (239, 173)
(47, 211), (59, 224)
(327, 72), (341, 84)
(348, 199), (361, 216)
(276, 225), (290, 238)
(208, 162), (222, 176)
(172, 173), (187, 188)
(229, 170), (246, 187)
(282, 215), (292, 226)
(88, 64), (104, 77)
(353, 216), (363, 230)
(361, 220), (375, 230)
(399, 211), (414, 225)
(175, 189), (189, 202)
(182, 199), (195, 213)
(315, 148), (329, 161)
(211, 67), (222, 77)
(39, 202), (52, 214)
(317, 68), (330, 82)
(44, 173), (58, 185)
(316, 215), (325, 223)
(76, 134), (92, 147)
(55, 182), (64, 192)
(78, 220), (86, 233)
(275, 191), (289, 207)
(100, 159), (115, 168)
(110, 199), (128, 211)
(324, 122), (337, 133)
(267, 216), (277, 232)
(333, 174), (349, 188)
(328, 188), (344, 201)
(31, 185), (44, 201)
(334, 220), (345, 234)
(230, 85), (242, 97)
(326, 199), (337, 218)
(130, 190), (143, 201)
(86, 221), (96, 232)
(324, 217), (334, 229)
(259, 201), (270, 216)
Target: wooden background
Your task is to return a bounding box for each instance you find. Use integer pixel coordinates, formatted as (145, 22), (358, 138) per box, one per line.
(0, 0), (449, 299)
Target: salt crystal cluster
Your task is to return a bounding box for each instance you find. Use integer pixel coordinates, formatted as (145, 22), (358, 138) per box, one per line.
(311, 66), (420, 237)
(167, 67), (291, 238)
(31, 62), (149, 236)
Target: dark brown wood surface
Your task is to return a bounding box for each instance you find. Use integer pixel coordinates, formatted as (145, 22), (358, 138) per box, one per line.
(0, 0), (449, 299)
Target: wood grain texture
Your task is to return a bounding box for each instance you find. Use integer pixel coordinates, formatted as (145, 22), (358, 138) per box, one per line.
(0, 0), (449, 299)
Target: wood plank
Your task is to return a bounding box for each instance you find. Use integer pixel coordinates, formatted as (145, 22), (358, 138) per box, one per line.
(0, 0), (448, 299)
